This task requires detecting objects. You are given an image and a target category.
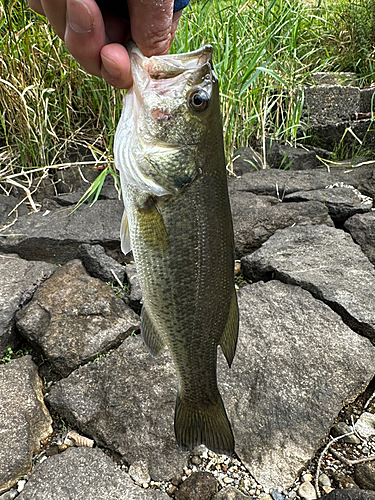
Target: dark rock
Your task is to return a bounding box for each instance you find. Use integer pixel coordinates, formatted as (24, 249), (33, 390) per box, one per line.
(344, 164), (375, 200)
(77, 244), (125, 284)
(267, 143), (320, 170)
(0, 199), (123, 264)
(16, 447), (168, 500)
(0, 195), (27, 227)
(330, 422), (360, 444)
(54, 161), (100, 194)
(217, 280), (375, 489)
(52, 174), (119, 207)
(51, 186), (88, 207)
(323, 490), (375, 500)
(284, 186), (372, 224)
(354, 462), (375, 491)
(0, 254), (56, 358)
(0, 356), (52, 494)
(174, 472), (217, 500)
(230, 190), (333, 258)
(228, 170), (359, 198)
(214, 486), (253, 499)
(307, 119), (375, 154)
(125, 263), (142, 313)
(16, 260), (140, 377)
(0, 488), (18, 500)
(302, 86), (360, 126)
(241, 225), (375, 339)
(360, 88), (375, 113)
(344, 212), (375, 265)
(332, 474), (360, 490)
(233, 147), (263, 175)
(46, 335), (188, 481)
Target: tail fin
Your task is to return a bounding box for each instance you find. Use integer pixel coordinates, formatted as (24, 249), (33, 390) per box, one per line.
(174, 391), (234, 455)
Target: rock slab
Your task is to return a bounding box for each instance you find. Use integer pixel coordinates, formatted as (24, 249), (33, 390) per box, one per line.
(16, 447), (168, 500)
(0, 199), (123, 264)
(0, 253), (56, 358)
(46, 336), (188, 481)
(230, 191), (333, 258)
(16, 260), (140, 376)
(217, 280), (375, 489)
(344, 212), (375, 265)
(0, 356), (52, 494)
(241, 225), (375, 339)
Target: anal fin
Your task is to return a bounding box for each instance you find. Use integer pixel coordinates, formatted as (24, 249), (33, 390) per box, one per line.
(141, 306), (165, 357)
(220, 291), (239, 368)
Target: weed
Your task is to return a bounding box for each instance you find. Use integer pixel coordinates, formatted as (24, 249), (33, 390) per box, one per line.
(1, 347), (13, 363)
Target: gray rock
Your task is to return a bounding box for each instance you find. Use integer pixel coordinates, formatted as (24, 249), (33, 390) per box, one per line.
(77, 243), (125, 284)
(241, 225), (375, 339)
(319, 475), (332, 488)
(128, 460), (151, 486)
(125, 263), (142, 313)
(217, 281), (375, 489)
(344, 212), (375, 265)
(343, 164), (375, 200)
(16, 260), (140, 377)
(324, 490), (375, 500)
(0, 489), (18, 500)
(46, 336), (188, 481)
(0, 253), (56, 357)
(228, 170), (359, 198)
(174, 472), (217, 500)
(302, 86), (360, 126)
(330, 422), (360, 444)
(284, 187), (372, 224)
(230, 190), (333, 258)
(267, 143), (320, 171)
(360, 88), (375, 113)
(0, 199), (123, 264)
(354, 462), (375, 491)
(16, 447), (168, 500)
(311, 72), (358, 86)
(0, 356), (52, 494)
(214, 485), (249, 499)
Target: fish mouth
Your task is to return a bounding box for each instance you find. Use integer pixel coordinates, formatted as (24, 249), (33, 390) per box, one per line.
(128, 42), (214, 95)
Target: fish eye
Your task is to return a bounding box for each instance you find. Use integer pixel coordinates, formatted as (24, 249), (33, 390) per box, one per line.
(188, 90), (209, 112)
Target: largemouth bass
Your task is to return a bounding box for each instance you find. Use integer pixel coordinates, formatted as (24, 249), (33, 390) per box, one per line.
(114, 42), (239, 455)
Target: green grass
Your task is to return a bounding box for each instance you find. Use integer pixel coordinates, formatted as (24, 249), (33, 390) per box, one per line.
(0, 0), (374, 202)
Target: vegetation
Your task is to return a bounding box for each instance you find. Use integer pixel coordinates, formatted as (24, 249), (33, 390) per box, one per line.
(0, 0), (374, 201)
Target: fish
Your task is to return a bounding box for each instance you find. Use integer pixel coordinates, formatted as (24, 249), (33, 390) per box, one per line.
(114, 42), (239, 455)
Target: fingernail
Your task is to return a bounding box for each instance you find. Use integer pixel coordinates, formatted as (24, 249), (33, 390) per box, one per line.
(101, 55), (121, 78)
(67, 0), (93, 34)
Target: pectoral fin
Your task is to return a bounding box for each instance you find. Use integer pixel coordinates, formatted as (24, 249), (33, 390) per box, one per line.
(120, 210), (132, 255)
(220, 291), (239, 368)
(137, 200), (168, 254)
(141, 306), (165, 357)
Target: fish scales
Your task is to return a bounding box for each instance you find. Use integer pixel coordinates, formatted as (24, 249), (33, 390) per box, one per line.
(115, 42), (239, 455)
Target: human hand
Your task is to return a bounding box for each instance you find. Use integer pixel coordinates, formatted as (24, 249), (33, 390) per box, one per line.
(27, 0), (184, 88)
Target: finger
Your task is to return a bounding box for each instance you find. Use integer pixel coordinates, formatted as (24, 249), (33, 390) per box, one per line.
(64, 0), (106, 77)
(101, 43), (132, 89)
(128, 0), (175, 57)
(40, 0), (67, 39)
(28, 0), (45, 16)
